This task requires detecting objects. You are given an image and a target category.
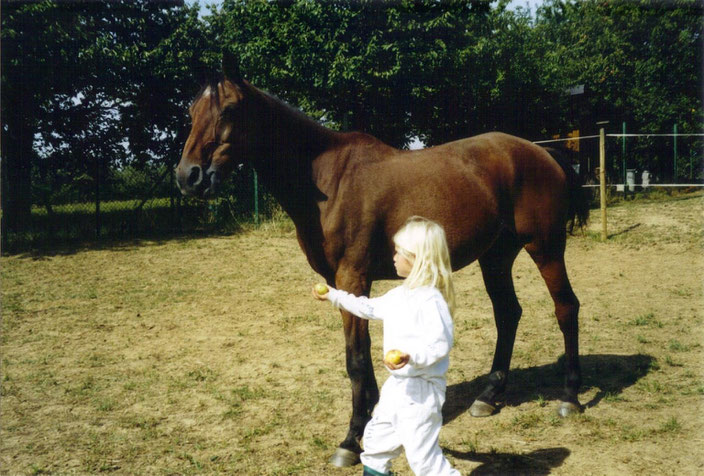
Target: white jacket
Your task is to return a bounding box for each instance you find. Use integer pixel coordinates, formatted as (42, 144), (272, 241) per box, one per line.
(327, 285), (454, 386)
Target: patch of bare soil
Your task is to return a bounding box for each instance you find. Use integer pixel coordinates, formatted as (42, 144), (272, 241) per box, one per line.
(1, 193), (702, 475)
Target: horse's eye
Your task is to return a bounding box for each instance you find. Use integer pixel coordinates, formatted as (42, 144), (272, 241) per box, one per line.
(203, 141), (218, 158)
(217, 111), (236, 139)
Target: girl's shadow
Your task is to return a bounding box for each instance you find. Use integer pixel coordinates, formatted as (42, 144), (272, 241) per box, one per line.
(444, 353), (654, 423)
(445, 447), (570, 475)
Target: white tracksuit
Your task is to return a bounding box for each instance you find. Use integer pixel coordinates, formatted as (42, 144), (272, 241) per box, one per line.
(328, 285), (461, 476)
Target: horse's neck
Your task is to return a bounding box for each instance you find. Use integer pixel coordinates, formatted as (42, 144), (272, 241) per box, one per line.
(251, 93), (339, 216)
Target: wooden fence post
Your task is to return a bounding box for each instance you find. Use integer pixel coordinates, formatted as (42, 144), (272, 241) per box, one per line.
(622, 121), (627, 199)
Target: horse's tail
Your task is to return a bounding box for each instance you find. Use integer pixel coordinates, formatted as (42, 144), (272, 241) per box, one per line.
(543, 146), (590, 234)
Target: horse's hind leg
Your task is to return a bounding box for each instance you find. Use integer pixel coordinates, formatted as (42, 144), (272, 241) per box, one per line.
(525, 236), (582, 416)
(470, 231), (523, 417)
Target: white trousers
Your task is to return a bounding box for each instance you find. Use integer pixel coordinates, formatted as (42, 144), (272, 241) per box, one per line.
(361, 376), (460, 476)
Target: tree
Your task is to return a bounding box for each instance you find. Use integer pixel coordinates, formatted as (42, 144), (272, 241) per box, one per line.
(1, 0), (206, 236)
(3, 0), (701, 245)
(208, 0), (497, 148)
(414, 0), (569, 143)
(534, 0), (703, 175)
(1, 1), (93, 232)
(203, 1), (592, 147)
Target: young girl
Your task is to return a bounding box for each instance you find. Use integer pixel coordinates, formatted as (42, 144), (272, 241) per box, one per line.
(313, 216), (461, 476)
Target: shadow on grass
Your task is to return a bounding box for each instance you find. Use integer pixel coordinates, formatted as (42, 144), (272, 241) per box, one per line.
(3, 200), (261, 258)
(608, 223), (642, 238)
(4, 214), (293, 259)
(444, 353), (655, 424)
(445, 447), (570, 475)
(4, 230), (237, 260)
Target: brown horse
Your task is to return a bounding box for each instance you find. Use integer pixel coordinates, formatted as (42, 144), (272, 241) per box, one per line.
(176, 53), (589, 466)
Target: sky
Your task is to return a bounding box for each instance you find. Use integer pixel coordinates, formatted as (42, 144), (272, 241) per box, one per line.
(507, 0), (545, 14)
(185, 0), (546, 18)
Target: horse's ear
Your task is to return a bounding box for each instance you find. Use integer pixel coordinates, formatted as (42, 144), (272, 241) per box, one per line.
(222, 50), (243, 84)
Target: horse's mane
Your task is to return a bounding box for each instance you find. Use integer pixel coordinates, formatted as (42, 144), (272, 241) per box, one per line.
(192, 77), (333, 139)
(251, 84), (331, 136)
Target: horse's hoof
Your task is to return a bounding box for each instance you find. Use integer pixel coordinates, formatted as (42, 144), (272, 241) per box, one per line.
(469, 399), (496, 417)
(329, 447), (361, 467)
(557, 401), (582, 417)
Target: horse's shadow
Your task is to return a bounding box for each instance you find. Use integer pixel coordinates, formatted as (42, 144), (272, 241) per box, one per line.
(444, 353), (654, 423)
(445, 447), (571, 475)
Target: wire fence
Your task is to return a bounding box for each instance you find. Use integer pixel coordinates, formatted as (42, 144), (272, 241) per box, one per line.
(534, 125), (704, 193)
(2, 159), (276, 254)
(3, 125), (702, 253)
(535, 126), (703, 241)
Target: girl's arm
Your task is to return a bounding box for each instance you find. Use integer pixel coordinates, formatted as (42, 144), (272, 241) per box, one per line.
(314, 286), (390, 321)
(408, 297), (454, 368)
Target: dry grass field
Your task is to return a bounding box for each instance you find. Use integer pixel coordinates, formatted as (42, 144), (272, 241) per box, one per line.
(2, 192), (703, 475)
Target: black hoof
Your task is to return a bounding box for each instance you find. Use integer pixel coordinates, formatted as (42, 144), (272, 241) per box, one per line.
(329, 447), (361, 467)
(469, 399), (496, 417)
(557, 400), (582, 417)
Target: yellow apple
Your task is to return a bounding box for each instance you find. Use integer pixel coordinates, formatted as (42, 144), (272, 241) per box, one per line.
(314, 283), (329, 295)
(385, 349), (403, 365)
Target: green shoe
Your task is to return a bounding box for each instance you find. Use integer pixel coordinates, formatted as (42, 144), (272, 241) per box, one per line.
(362, 466), (392, 476)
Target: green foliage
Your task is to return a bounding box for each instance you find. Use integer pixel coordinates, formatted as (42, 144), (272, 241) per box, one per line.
(2, 0), (203, 234)
(210, 0), (553, 145)
(535, 0), (702, 175)
(2, 0), (702, 243)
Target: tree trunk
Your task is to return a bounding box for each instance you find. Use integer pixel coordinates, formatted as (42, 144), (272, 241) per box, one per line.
(1, 117), (34, 235)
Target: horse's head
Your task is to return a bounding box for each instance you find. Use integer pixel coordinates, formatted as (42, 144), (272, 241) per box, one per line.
(176, 52), (261, 198)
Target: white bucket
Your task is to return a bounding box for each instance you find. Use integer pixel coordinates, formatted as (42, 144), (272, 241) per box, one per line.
(626, 169), (636, 192)
(641, 170), (651, 188)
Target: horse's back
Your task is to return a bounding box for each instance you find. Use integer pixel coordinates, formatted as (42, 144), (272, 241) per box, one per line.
(380, 132), (568, 221)
(324, 131), (571, 274)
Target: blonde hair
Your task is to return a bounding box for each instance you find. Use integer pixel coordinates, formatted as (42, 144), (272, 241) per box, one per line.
(393, 216), (456, 314)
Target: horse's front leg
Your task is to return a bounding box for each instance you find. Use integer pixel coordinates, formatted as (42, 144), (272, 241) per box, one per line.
(328, 274), (379, 467)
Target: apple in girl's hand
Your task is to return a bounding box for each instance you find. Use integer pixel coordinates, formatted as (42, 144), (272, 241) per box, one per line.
(314, 283), (329, 295)
(385, 349), (403, 365)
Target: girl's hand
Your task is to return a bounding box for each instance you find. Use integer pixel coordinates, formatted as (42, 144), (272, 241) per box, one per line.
(383, 351), (410, 370)
(312, 284), (335, 301)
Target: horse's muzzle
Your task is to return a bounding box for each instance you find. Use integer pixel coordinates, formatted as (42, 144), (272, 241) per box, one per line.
(175, 164), (220, 198)
(175, 164), (200, 195)
(203, 169), (221, 197)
